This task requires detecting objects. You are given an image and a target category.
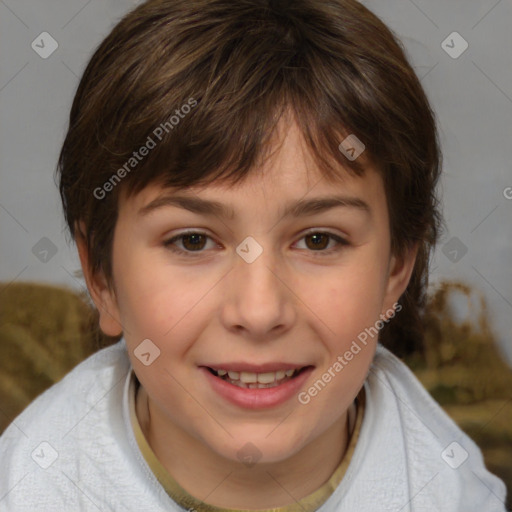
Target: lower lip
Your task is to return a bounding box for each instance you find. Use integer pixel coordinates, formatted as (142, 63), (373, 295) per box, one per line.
(200, 366), (314, 409)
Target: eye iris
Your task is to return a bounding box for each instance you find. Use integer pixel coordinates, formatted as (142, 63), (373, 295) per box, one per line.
(305, 233), (329, 250)
(178, 233), (333, 252)
(182, 234), (206, 251)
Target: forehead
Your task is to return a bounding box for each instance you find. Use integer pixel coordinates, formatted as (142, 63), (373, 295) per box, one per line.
(118, 118), (384, 219)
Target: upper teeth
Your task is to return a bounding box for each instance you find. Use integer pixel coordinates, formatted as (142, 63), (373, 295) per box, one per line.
(216, 369), (296, 383)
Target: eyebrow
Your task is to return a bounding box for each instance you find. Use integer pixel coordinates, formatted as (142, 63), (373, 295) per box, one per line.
(138, 194), (371, 220)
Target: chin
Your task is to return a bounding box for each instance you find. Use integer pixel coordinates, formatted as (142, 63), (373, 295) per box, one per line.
(209, 428), (307, 466)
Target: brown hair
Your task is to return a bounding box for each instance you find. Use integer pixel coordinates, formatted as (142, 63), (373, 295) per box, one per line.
(57, 0), (443, 355)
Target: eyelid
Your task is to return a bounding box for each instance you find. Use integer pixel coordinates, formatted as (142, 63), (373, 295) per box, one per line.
(163, 230), (218, 255)
(295, 229), (350, 255)
(163, 228), (350, 257)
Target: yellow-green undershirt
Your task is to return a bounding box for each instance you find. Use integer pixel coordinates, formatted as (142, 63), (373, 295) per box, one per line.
(128, 372), (365, 512)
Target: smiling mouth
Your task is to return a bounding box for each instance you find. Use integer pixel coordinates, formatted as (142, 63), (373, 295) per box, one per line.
(206, 366), (311, 389)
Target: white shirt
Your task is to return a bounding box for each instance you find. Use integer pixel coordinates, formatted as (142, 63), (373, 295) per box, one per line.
(0, 339), (507, 511)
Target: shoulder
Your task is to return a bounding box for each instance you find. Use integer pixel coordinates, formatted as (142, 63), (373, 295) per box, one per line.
(364, 344), (508, 511)
(0, 340), (138, 509)
(1, 339), (130, 441)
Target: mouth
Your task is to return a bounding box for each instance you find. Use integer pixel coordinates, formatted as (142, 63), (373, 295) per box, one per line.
(200, 363), (315, 409)
(205, 366), (312, 389)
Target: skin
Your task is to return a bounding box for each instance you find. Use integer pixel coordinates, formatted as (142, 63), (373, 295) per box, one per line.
(77, 118), (417, 508)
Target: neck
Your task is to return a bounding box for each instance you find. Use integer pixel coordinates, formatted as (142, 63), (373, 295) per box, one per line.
(136, 386), (349, 510)
(136, 384), (352, 509)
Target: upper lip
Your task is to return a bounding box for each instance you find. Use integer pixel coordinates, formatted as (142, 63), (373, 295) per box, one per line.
(201, 363), (312, 372)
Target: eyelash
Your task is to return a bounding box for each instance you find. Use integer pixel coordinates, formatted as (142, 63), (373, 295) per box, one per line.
(163, 230), (349, 257)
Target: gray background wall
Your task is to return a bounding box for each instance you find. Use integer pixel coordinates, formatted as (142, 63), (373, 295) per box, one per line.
(1, 0), (511, 363)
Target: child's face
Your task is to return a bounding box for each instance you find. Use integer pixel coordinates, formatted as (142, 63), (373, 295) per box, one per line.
(84, 120), (416, 465)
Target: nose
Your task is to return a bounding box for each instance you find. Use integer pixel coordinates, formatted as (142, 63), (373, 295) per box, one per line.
(220, 240), (296, 340)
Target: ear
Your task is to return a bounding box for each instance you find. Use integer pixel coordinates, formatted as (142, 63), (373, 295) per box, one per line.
(75, 223), (123, 337)
(381, 241), (419, 318)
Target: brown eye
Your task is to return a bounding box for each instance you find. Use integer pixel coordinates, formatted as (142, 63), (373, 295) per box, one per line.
(164, 230), (348, 257)
(181, 233), (207, 251)
(164, 231), (215, 255)
(295, 231), (349, 256)
(304, 233), (330, 250)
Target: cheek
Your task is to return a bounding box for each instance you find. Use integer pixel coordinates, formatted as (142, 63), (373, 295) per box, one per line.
(110, 247), (171, 341)
(114, 251), (218, 349)
(308, 260), (388, 338)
